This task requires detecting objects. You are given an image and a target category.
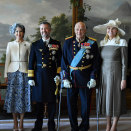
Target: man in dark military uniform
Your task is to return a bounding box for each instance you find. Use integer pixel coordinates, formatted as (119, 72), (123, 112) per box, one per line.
(61, 22), (101, 131)
(28, 21), (62, 131)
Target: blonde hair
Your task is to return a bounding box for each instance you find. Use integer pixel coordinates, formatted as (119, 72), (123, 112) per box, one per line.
(103, 32), (120, 45)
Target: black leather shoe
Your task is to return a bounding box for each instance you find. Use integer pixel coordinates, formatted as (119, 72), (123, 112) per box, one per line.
(31, 127), (42, 131)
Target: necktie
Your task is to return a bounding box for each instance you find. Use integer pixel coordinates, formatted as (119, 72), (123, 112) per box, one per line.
(43, 41), (47, 46)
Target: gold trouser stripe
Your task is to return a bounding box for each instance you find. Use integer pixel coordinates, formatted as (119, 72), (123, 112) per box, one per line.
(69, 64), (92, 70)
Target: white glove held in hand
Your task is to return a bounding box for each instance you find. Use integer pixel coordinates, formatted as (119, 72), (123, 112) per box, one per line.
(28, 80), (35, 86)
(54, 75), (61, 83)
(63, 79), (72, 88)
(87, 79), (96, 89)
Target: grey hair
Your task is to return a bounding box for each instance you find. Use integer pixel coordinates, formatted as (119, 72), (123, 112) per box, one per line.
(39, 21), (51, 29)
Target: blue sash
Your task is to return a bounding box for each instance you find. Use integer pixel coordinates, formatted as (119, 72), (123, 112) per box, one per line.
(70, 39), (95, 79)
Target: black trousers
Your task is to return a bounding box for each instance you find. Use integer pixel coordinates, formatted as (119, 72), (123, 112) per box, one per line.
(34, 102), (56, 130)
(67, 87), (92, 131)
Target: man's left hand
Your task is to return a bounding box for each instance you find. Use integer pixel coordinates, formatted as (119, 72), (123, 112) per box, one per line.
(87, 79), (96, 89)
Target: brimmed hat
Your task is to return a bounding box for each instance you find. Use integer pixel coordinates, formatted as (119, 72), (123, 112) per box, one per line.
(93, 18), (125, 36)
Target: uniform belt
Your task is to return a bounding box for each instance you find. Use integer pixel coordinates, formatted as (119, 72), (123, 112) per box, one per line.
(69, 64), (92, 71)
(37, 64), (47, 67)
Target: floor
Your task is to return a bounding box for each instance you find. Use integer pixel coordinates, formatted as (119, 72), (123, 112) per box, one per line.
(0, 110), (131, 131)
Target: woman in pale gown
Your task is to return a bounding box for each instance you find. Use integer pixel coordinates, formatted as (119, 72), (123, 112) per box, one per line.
(93, 19), (127, 131)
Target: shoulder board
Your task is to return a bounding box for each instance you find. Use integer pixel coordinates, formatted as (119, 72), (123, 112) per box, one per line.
(65, 36), (73, 40)
(89, 37), (97, 41)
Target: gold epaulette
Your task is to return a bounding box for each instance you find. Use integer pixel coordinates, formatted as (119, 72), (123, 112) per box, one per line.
(28, 70), (34, 77)
(65, 36), (73, 40)
(89, 37), (97, 41)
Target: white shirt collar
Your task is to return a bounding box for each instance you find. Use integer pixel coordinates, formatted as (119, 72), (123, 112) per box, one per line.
(42, 37), (50, 44)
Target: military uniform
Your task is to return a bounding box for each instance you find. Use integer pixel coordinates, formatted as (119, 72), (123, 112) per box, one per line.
(61, 36), (101, 131)
(127, 38), (131, 91)
(28, 37), (62, 130)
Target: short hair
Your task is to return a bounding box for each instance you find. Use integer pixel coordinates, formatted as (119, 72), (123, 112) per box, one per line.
(74, 22), (86, 30)
(39, 21), (51, 29)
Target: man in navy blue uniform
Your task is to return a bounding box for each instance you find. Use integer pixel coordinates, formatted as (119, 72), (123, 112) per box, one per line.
(28, 21), (62, 131)
(61, 22), (101, 131)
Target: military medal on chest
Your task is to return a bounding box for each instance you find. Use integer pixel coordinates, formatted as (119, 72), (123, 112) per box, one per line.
(48, 44), (59, 51)
(52, 50), (56, 55)
(81, 42), (91, 49)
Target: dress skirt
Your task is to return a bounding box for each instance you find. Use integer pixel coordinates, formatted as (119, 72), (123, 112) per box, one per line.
(4, 71), (31, 113)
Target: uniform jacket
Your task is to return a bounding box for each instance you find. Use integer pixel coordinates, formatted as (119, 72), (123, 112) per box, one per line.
(127, 38), (131, 90)
(4, 40), (31, 77)
(61, 36), (101, 88)
(28, 38), (62, 102)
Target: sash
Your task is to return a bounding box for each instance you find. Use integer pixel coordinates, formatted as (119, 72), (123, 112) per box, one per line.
(70, 38), (95, 79)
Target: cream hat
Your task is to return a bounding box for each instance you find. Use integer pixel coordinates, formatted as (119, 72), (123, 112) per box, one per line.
(93, 18), (125, 36)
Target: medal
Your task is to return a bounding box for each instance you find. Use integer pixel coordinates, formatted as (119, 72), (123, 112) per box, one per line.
(52, 51), (56, 55)
(52, 56), (55, 60)
(86, 54), (90, 59)
(86, 49), (90, 53)
(78, 43), (80, 47)
(90, 55), (94, 59)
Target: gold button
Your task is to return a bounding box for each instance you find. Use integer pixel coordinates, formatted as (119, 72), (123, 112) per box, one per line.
(74, 52), (75, 54)
(82, 61), (84, 63)
(42, 66), (44, 68)
(49, 66), (51, 68)
(50, 53), (52, 55)
(43, 64), (46, 67)
(49, 58), (51, 59)
(84, 53), (86, 55)
(74, 48), (75, 50)
(42, 58), (44, 59)
(74, 44), (75, 46)
(42, 53), (44, 55)
(83, 57), (85, 59)
(42, 62), (44, 64)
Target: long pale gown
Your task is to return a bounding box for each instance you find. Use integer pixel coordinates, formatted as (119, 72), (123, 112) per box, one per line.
(98, 38), (127, 116)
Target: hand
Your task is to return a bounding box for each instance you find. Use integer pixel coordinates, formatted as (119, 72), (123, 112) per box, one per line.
(87, 79), (96, 89)
(63, 79), (72, 88)
(121, 80), (126, 90)
(5, 77), (8, 84)
(28, 80), (35, 86)
(54, 75), (61, 84)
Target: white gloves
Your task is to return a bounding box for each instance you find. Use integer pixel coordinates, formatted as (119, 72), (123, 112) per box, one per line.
(87, 79), (96, 89)
(63, 79), (72, 88)
(54, 75), (61, 84)
(28, 80), (35, 86)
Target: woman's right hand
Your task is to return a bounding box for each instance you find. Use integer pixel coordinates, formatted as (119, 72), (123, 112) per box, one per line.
(5, 77), (8, 84)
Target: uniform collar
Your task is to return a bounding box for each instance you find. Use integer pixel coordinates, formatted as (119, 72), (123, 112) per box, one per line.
(76, 37), (85, 43)
(42, 37), (50, 44)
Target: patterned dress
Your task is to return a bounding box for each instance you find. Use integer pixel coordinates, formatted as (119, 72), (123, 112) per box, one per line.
(98, 38), (127, 116)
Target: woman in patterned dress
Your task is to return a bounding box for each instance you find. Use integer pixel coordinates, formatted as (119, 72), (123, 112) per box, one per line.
(93, 19), (127, 131)
(4, 23), (31, 131)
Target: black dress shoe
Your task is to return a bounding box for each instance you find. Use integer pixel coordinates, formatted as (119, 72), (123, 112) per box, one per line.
(31, 127), (42, 131)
